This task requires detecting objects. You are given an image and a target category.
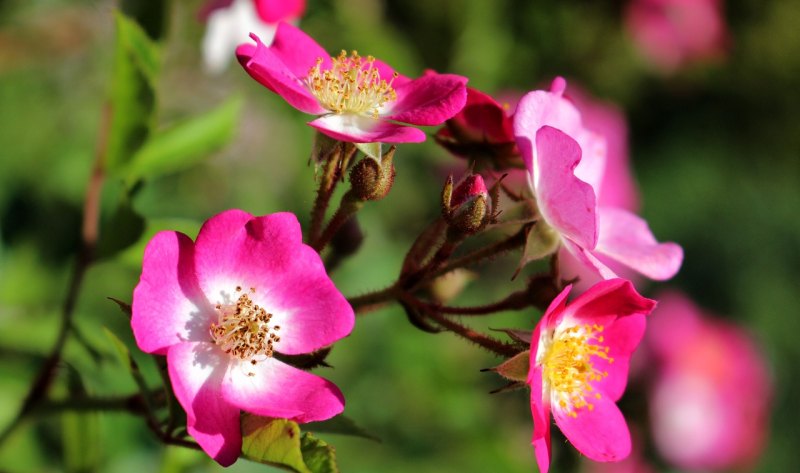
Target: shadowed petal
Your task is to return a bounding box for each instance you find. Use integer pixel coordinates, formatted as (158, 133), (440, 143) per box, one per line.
(384, 73), (468, 125)
(553, 392), (632, 462)
(132, 231), (213, 354)
(222, 357), (345, 423)
(308, 114), (426, 143)
(530, 365), (552, 473)
(513, 85), (582, 172)
(534, 126), (598, 249)
(590, 314), (647, 401)
(168, 342), (241, 467)
(595, 207), (683, 280)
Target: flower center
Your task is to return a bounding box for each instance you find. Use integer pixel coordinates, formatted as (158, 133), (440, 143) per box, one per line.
(541, 323), (613, 418)
(210, 286), (281, 362)
(306, 50), (398, 118)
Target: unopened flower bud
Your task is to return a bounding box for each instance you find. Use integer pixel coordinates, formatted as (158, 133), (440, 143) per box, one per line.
(442, 173), (490, 234)
(349, 146), (396, 201)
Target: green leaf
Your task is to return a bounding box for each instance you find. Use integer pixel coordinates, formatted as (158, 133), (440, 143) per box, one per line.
(62, 366), (102, 472)
(241, 416), (311, 473)
(120, 0), (168, 40)
(515, 222), (560, 276)
(106, 11), (160, 173)
(305, 415), (380, 442)
(241, 416), (340, 473)
(122, 97), (242, 185)
(300, 433), (338, 473)
(355, 142), (382, 161)
(62, 410), (102, 472)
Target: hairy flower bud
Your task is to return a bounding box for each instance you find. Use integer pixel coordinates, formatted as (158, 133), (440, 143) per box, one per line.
(442, 174), (490, 234)
(349, 146), (396, 201)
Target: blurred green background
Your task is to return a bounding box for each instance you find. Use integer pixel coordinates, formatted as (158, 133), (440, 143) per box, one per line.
(0, 0), (798, 471)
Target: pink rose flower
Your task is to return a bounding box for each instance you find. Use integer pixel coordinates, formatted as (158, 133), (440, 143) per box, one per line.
(200, 0), (306, 74)
(236, 23), (468, 143)
(529, 279), (656, 473)
(625, 0), (730, 73)
(131, 210), (354, 466)
(513, 77), (682, 282)
(647, 292), (772, 471)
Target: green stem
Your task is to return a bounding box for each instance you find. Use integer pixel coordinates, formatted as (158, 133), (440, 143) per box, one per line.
(0, 103), (110, 447)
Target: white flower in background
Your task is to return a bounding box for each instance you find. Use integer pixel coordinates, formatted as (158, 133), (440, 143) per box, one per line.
(200, 0), (306, 74)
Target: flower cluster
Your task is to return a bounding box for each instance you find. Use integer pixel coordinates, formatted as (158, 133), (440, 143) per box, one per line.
(122, 10), (770, 473)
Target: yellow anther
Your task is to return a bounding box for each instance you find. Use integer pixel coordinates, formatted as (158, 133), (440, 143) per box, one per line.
(209, 286), (280, 361)
(541, 322), (612, 418)
(306, 51), (398, 117)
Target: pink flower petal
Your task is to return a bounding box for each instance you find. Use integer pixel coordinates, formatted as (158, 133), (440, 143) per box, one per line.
(513, 84), (583, 172)
(534, 126), (598, 249)
(194, 210), (354, 354)
(254, 0), (305, 23)
(308, 114), (426, 143)
(168, 342), (241, 467)
(561, 239), (618, 281)
(222, 357), (345, 423)
(530, 366), (553, 473)
(595, 207), (683, 280)
(263, 22), (330, 78)
(564, 279), (656, 327)
(590, 314), (647, 401)
(558, 279), (653, 401)
(552, 392), (632, 463)
(237, 34), (327, 115)
(132, 231), (213, 355)
(384, 73), (468, 126)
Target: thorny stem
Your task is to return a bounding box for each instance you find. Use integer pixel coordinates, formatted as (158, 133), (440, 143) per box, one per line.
(312, 191), (363, 252)
(0, 104), (110, 446)
(348, 228), (527, 315)
(422, 309), (520, 357)
(348, 284), (400, 314)
(402, 290), (530, 316)
(308, 141), (355, 244)
(426, 228), (527, 282)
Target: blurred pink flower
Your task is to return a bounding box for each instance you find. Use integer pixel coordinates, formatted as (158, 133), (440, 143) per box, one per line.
(200, 0), (306, 74)
(647, 292), (772, 471)
(236, 23), (467, 143)
(131, 210), (354, 466)
(529, 279), (656, 473)
(513, 78), (682, 282)
(625, 0), (730, 72)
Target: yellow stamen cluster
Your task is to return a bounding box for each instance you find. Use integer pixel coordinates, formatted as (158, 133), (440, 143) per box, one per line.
(210, 286), (281, 362)
(306, 50), (398, 118)
(541, 323), (614, 418)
